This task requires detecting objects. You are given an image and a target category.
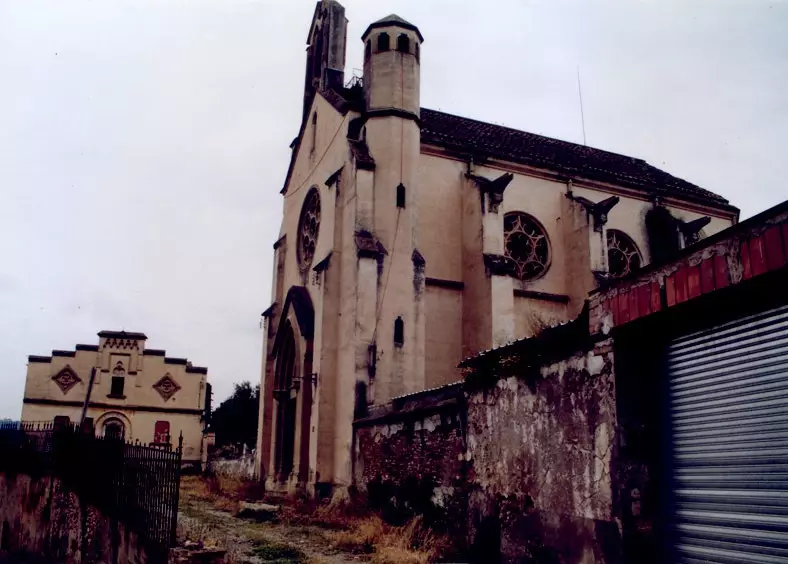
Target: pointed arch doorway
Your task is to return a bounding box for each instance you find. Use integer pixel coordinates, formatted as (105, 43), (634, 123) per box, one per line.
(273, 321), (297, 481)
(268, 286), (315, 490)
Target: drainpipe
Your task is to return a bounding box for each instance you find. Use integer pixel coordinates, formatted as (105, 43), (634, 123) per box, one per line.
(79, 367), (96, 427)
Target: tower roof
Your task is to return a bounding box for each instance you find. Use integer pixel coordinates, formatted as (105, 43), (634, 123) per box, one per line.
(362, 14), (423, 42)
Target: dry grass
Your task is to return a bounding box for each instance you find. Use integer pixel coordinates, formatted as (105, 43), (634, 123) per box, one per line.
(180, 474), (265, 513)
(180, 475), (455, 563)
(314, 509), (452, 563)
(176, 512), (247, 562)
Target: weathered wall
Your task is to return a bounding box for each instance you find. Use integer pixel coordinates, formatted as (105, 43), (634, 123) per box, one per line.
(465, 341), (620, 563)
(209, 451), (256, 481)
(353, 384), (467, 532)
(0, 471), (163, 563)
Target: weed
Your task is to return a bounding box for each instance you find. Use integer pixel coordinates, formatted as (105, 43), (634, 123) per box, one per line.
(252, 540), (307, 563)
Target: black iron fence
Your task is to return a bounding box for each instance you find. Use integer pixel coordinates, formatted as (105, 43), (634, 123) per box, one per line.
(0, 420), (182, 549)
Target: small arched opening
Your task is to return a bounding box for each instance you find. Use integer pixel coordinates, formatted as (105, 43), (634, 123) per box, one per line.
(103, 418), (125, 441)
(396, 33), (410, 53)
(377, 32), (390, 52)
(396, 183), (406, 208)
(394, 317), (404, 347)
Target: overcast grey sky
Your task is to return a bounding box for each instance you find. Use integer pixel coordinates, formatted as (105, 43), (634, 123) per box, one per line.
(1, 0), (786, 418)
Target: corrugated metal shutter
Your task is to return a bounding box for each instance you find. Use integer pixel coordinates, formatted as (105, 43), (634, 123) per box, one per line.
(668, 304), (788, 563)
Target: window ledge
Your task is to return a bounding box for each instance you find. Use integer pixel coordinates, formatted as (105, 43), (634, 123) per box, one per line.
(513, 288), (571, 304)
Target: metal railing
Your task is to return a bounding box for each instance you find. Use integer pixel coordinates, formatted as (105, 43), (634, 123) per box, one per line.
(0, 420), (182, 549)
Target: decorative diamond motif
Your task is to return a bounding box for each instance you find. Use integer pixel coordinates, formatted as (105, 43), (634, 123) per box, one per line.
(52, 366), (81, 394)
(153, 374), (181, 401)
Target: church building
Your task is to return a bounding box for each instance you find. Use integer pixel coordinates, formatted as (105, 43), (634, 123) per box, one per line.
(255, 1), (738, 495)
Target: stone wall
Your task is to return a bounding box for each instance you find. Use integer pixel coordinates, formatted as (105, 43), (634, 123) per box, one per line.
(208, 447), (256, 480)
(353, 324), (626, 562)
(464, 339), (621, 563)
(0, 470), (164, 563)
(353, 383), (467, 532)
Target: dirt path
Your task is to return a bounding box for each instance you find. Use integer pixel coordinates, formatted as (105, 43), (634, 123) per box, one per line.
(178, 497), (363, 564)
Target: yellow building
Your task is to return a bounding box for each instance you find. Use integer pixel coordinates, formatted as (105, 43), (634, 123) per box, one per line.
(21, 330), (210, 467)
(256, 1), (739, 495)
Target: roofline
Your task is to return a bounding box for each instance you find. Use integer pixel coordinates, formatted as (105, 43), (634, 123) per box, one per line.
(420, 107), (737, 213)
(98, 330), (148, 340)
(280, 90), (358, 195)
(421, 143), (739, 219)
(28, 355), (52, 363)
(362, 19), (424, 42)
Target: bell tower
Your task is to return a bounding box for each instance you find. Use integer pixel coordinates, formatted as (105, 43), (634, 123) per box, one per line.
(359, 15), (425, 402)
(303, 0), (348, 121)
(361, 14), (422, 118)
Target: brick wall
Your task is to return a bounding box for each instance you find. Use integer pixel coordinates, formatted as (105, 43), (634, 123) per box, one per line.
(353, 383), (467, 531)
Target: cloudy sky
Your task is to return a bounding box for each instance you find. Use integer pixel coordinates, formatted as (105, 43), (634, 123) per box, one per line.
(1, 0), (786, 418)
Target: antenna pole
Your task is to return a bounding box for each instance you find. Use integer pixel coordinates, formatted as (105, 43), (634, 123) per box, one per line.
(577, 66), (587, 146)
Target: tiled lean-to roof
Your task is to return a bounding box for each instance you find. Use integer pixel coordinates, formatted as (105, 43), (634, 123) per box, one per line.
(419, 108), (733, 209)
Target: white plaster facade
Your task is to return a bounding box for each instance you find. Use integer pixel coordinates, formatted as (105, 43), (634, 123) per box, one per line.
(256, 1), (738, 495)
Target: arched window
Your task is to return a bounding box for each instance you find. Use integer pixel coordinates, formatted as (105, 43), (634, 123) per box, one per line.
(365, 40), (371, 61)
(394, 317), (404, 347)
(607, 230), (642, 278)
(274, 322), (296, 392)
(103, 418), (125, 440)
(414, 42), (420, 61)
(377, 32), (390, 52)
(504, 212), (551, 280)
(274, 321), (297, 480)
(109, 361), (125, 397)
(310, 112), (318, 156)
(397, 33), (409, 53)
(297, 187), (321, 270)
(396, 183), (406, 208)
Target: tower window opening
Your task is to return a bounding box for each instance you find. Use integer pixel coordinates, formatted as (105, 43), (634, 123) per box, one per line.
(415, 42), (420, 61)
(396, 183), (406, 208)
(365, 40), (371, 61)
(397, 34), (409, 53)
(310, 112), (318, 156)
(377, 32), (390, 52)
(394, 317), (404, 347)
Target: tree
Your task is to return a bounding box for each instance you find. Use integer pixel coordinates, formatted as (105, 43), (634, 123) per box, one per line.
(210, 381), (259, 449)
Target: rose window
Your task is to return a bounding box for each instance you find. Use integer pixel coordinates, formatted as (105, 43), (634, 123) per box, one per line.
(607, 229), (642, 278)
(504, 212), (550, 280)
(297, 188), (321, 270)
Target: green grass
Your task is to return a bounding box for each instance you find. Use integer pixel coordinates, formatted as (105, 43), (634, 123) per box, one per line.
(252, 540), (307, 563)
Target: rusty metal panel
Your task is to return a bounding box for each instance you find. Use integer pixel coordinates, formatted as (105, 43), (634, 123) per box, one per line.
(668, 304), (788, 563)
